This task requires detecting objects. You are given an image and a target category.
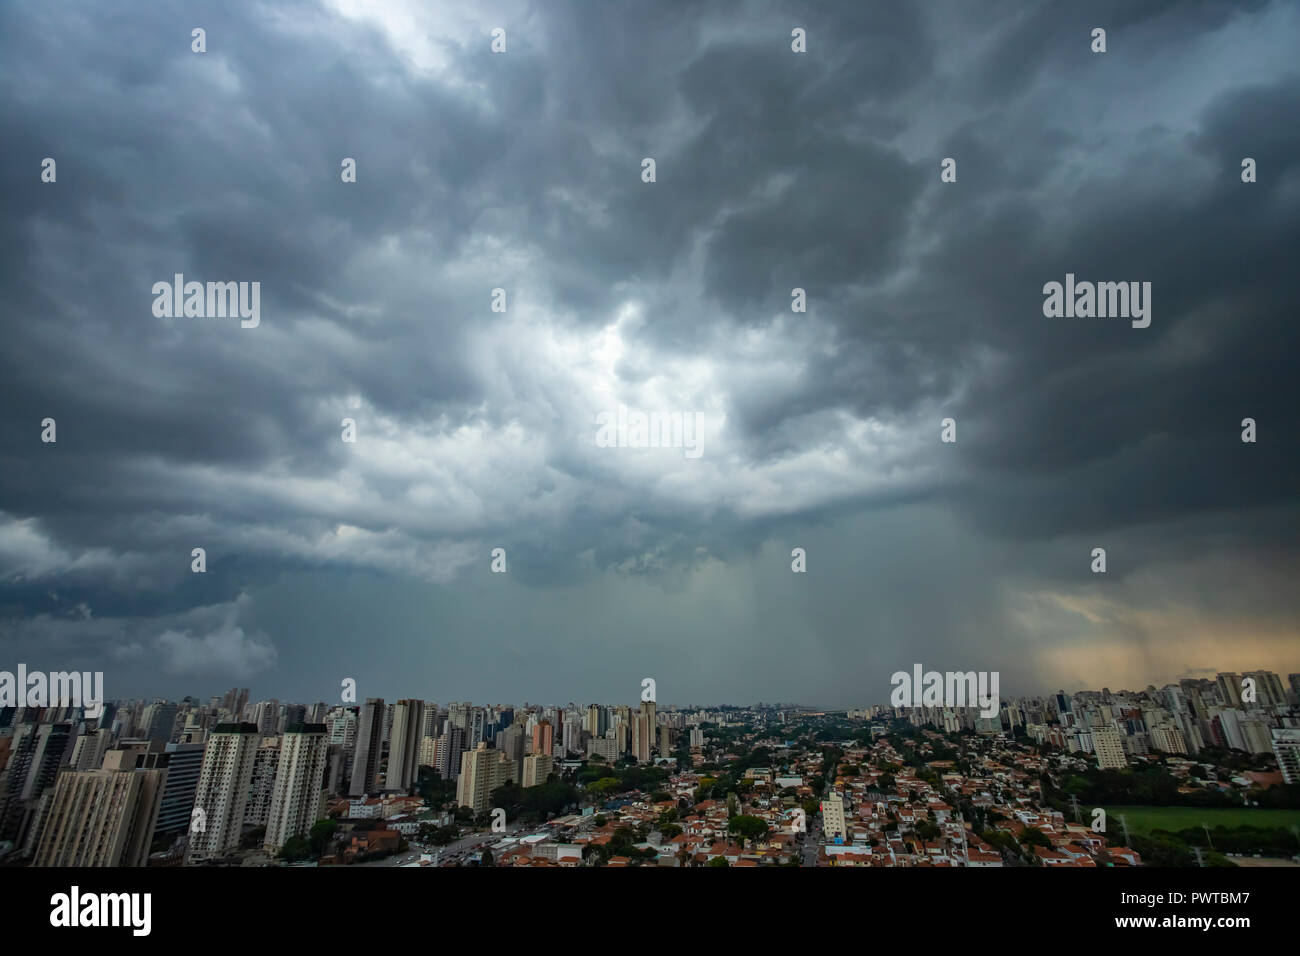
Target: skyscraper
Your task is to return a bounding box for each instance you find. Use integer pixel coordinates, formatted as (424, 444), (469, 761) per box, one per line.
(1092, 725), (1128, 770)
(384, 699), (425, 793)
(264, 723), (329, 853)
(186, 723), (260, 863)
(456, 743), (512, 815)
(34, 764), (167, 867)
(1272, 728), (1300, 785)
(142, 700), (179, 745)
(532, 719), (554, 757)
(244, 737), (282, 826)
(1216, 673), (1243, 709)
(435, 724), (466, 782)
(499, 723), (526, 784)
(154, 742), (204, 836)
(522, 753), (553, 788)
(349, 698), (385, 798)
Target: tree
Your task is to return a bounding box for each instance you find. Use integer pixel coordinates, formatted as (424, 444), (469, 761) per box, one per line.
(728, 814), (769, 846)
(309, 819), (339, 856)
(588, 777), (623, 796)
(279, 835), (312, 862)
(707, 855), (729, 867)
(1020, 827), (1051, 849)
(480, 847), (495, 867)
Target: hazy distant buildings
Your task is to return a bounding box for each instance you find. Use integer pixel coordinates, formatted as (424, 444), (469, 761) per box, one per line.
(633, 705), (655, 763)
(499, 723), (526, 784)
(141, 700), (179, 745)
(587, 735), (619, 761)
(532, 719), (554, 757)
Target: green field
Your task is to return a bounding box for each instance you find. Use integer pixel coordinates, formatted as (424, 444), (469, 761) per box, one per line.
(1102, 806), (1300, 834)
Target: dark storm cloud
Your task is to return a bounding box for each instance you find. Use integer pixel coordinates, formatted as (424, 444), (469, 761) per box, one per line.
(0, 0), (1295, 702)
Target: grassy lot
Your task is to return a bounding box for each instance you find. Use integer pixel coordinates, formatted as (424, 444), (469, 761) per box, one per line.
(1102, 806), (1300, 834)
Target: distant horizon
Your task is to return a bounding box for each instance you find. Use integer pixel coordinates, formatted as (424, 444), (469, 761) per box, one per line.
(34, 662), (1295, 715)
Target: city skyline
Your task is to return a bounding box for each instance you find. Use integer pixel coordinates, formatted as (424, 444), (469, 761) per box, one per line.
(11, 664), (1297, 715)
(4, 658), (1297, 872)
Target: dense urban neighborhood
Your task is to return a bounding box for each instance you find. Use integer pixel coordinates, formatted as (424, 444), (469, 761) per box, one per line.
(4, 672), (1298, 868)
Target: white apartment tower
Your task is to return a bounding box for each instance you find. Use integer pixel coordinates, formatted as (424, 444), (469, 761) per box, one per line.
(822, 791), (847, 843)
(186, 723), (260, 863)
(1272, 728), (1300, 784)
(264, 723), (330, 853)
(1093, 725), (1128, 770)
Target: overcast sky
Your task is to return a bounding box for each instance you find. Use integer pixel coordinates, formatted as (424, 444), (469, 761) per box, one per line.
(1, 0), (1297, 709)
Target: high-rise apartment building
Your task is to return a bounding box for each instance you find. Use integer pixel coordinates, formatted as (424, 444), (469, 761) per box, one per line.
(499, 723), (526, 784)
(349, 698), (385, 798)
(1216, 673), (1243, 709)
(447, 702), (471, 732)
(435, 725), (466, 781)
(822, 791), (847, 843)
(456, 743), (512, 815)
(244, 737), (282, 826)
(522, 753), (553, 788)
(1242, 671), (1287, 709)
(142, 700), (179, 745)
(633, 705), (655, 763)
(384, 699), (425, 793)
(68, 728), (109, 772)
(532, 719), (554, 757)
(186, 723), (260, 863)
(1272, 728), (1300, 785)
(264, 723), (329, 853)
(154, 742), (204, 835)
(34, 765), (167, 867)
(1092, 725), (1128, 770)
